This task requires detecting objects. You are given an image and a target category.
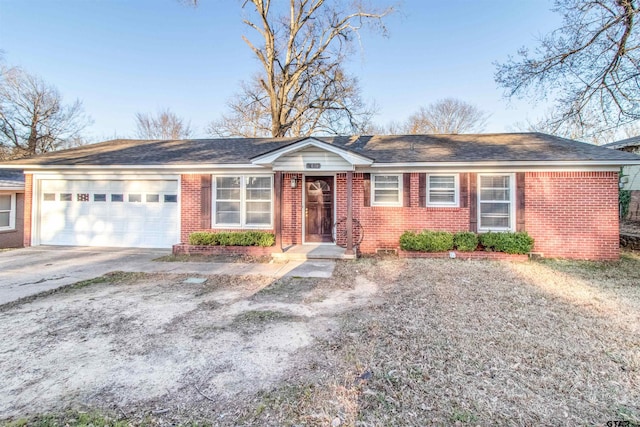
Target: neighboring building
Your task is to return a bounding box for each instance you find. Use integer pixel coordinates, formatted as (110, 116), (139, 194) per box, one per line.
(604, 136), (640, 221)
(0, 169), (25, 249)
(2, 133), (640, 260)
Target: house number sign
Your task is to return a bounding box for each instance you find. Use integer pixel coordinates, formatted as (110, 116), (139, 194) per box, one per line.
(306, 163), (321, 169)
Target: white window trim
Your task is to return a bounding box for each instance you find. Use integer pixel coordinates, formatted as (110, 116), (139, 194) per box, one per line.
(371, 174), (403, 207)
(426, 173), (459, 207)
(212, 175), (274, 228)
(477, 173), (515, 232)
(0, 193), (16, 231)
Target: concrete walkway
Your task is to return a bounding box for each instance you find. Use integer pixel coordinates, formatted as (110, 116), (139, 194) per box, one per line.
(0, 246), (336, 306)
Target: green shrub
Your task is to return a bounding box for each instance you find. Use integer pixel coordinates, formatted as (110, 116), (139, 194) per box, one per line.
(400, 230), (454, 252)
(479, 231), (534, 254)
(453, 231), (478, 252)
(188, 231), (275, 247)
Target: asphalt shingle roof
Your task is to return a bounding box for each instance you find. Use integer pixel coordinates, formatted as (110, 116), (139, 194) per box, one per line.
(1, 133), (639, 167)
(602, 136), (640, 150)
(0, 169), (25, 188)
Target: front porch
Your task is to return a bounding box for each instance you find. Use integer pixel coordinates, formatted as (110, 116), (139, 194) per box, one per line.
(271, 244), (356, 261)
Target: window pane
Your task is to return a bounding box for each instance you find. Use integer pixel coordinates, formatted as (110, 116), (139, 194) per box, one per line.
(429, 176), (455, 188)
(43, 193), (56, 202)
(480, 203), (510, 228)
(216, 188), (241, 200)
(0, 195), (10, 210)
(374, 189), (399, 203)
(246, 211), (271, 225)
(481, 202), (510, 215)
(77, 193), (89, 202)
(481, 175), (509, 188)
(246, 201), (271, 212)
(246, 176), (271, 189)
(216, 201), (240, 224)
(480, 215), (510, 228)
(480, 189), (509, 201)
(216, 176), (240, 189)
(146, 194), (160, 203)
(129, 194), (142, 202)
(60, 193), (72, 201)
(94, 194), (107, 202)
(246, 189), (271, 200)
(374, 175), (399, 189)
(430, 192), (455, 203)
(111, 194), (124, 202)
(164, 194), (177, 203)
(0, 212), (9, 227)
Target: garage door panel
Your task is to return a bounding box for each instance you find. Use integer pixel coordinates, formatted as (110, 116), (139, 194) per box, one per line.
(39, 179), (179, 248)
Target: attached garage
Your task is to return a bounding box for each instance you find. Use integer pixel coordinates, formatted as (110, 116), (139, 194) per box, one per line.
(35, 178), (179, 248)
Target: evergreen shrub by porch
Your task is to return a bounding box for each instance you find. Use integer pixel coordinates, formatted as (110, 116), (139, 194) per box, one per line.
(479, 231), (534, 254)
(453, 231), (479, 252)
(189, 231), (275, 247)
(399, 230), (454, 252)
(400, 230), (533, 254)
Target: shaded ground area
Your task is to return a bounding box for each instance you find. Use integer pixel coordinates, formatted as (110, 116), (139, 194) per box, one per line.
(1, 254), (639, 426)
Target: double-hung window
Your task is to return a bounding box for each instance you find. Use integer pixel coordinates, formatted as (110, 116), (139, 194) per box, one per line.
(478, 174), (514, 231)
(0, 194), (16, 231)
(427, 174), (458, 206)
(372, 174), (402, 206)
(214, 175), (272, 227)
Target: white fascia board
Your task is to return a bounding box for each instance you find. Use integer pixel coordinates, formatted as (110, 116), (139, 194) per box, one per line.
(19, 165), (270, 177)
(363, 160), (637, 172)
(251, 137), (373, 166)
(18, 163), (266, 171)
(31, 172), (182, 181)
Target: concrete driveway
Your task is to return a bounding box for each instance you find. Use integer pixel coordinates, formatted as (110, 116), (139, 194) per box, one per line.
(0, 246), (336, 306)
(0, 246), (169, 305)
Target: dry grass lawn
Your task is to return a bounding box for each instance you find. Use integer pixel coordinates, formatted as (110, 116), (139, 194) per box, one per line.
(1, 252), (639, 426)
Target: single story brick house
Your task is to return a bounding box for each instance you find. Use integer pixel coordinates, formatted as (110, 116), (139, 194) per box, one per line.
(1, 133), (640, 260)
(0, 169), (25, 249)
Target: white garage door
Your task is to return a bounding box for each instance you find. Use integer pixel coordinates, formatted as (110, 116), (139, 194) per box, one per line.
(38, 179), (179, 248)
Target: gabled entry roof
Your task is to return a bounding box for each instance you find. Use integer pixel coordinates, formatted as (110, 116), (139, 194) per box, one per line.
(251, 137), (373, 167)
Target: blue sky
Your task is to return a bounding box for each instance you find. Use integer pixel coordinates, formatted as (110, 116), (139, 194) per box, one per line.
(0, 0), (561, 140)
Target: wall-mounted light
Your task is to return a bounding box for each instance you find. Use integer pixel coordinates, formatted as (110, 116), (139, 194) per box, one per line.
(290, 177), (297, 188)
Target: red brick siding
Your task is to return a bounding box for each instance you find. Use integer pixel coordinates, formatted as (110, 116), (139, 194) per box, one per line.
(180, 174), (276, 244)
(525, 171), (619, 260)
(399, 250), (528, 261)
(173, 244), (273, 256)
(23, 174), (32, 247)
(179, 171), (620, 261)
(282, 173), (303, 245)
(0, 192), (24, 248)
(180, 174), (202, 243)
(337, 173), (470, 253)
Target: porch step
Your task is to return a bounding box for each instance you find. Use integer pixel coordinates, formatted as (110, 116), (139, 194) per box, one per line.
(272, 244), (357, 261)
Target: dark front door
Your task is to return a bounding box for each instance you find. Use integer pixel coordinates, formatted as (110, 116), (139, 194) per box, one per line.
(305, 176), (334, 242)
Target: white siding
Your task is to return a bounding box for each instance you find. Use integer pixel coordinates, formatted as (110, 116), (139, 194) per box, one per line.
(622, 165), (640, 190)
(273, 147), (353, 171)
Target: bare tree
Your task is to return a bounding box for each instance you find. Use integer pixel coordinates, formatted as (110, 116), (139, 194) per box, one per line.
(509, 111), (617, 144)
(135, 108), (193, 140)
(495, 0), (640, 138)
(404, 98), (489, 134)
(203, 0), (392, 138)
(0, 65), (90, 159)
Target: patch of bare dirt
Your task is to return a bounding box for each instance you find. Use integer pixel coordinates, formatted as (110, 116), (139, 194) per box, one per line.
(2, 255), (640, 426)
(0, 266), (377, 423)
